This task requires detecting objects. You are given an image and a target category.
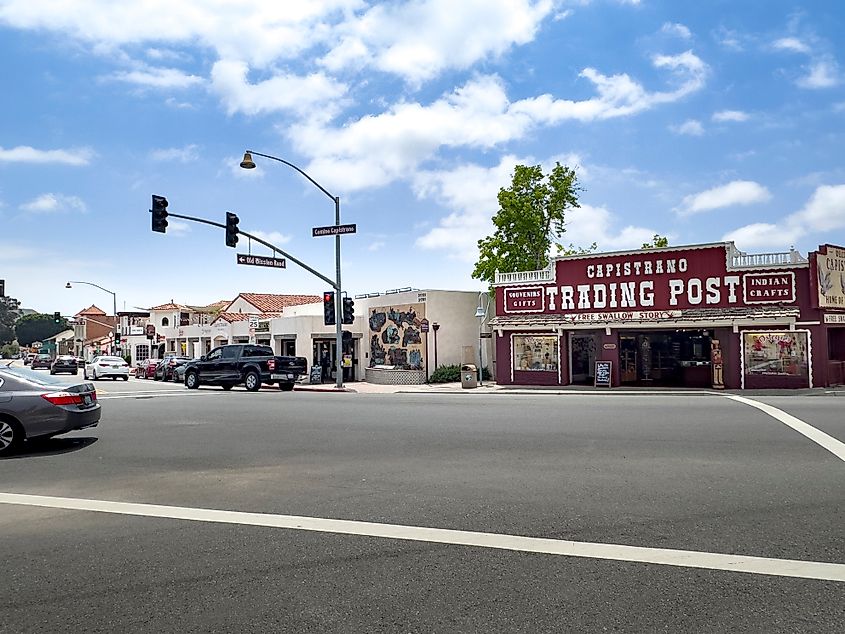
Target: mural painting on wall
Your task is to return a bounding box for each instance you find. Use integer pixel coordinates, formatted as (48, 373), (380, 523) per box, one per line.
(369, 303), (425, 369)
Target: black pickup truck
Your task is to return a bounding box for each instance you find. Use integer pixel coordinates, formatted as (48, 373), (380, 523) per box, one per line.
(183, 344), (307, 392)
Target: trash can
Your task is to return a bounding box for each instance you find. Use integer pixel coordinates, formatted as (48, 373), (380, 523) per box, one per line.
(461, 364), (478, 389)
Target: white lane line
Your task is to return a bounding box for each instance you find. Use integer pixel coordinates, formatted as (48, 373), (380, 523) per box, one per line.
(722, 394), (845, 463)
(1, 492), (842, 582)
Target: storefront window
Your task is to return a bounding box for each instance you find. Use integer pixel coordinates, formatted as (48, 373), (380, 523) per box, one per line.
(743, 331), (809, 376)
(514, 336), (558, 372)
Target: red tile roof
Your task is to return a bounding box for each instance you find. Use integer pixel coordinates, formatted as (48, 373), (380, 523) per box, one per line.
(212, 312), (282, 324)
(150, 302), (187, 310)
(74, 305), (107, 317)
(227, 293), (322, 313)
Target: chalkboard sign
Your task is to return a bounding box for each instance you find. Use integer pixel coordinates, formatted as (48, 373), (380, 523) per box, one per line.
(594, 361), (612, 388)
(309, 365), (323, 384)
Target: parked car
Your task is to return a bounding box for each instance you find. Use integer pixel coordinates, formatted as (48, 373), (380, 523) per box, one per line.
(172, 362), (193, 383)
(183, 344), (307, 391)
(30, 353), (53, 370)
(154, 355), (192, 381)
(50, 355), (78, 375)
(23, 353), (35, 366)
(0, 366), (100, 456)
(83, 356), (130, 381)
(140, 358), (160, 379)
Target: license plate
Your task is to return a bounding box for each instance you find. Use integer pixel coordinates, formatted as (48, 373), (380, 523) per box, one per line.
(271, 373), (293, 380)
(83, 395), (92, 406)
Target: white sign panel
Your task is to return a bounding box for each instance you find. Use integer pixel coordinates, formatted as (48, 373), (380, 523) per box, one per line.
(823, 313), (845, 324)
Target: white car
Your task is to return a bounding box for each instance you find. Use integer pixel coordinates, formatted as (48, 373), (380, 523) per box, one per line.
(84, 356), (130, 381)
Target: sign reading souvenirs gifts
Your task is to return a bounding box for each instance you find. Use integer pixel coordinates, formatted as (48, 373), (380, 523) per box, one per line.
(500, 245), (802, 317)
(811, 244), (845, 309)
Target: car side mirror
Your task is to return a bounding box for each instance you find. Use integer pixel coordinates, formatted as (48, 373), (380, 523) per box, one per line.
(200, 355), (206, 361)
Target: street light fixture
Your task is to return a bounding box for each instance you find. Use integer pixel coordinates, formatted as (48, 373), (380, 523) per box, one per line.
(66, 281), (119, 356)
(240, 150), (345, 389)
(475, 302), (486, 386)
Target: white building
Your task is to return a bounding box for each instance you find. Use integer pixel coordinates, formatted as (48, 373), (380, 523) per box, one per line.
(153, 289), (491, 383)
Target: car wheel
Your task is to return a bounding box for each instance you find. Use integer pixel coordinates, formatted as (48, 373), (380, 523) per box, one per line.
(221, 383), (234, 391)
(0, 418), (23, 456)
(185, 371), (199, 389)
(122, 376), (129, 381)
(83, 369), (88, 380)
(244, 371), (261, 392)
(73, 370), (78, 375)
(279, 382), (295, 392)
(91, 369), (98, 380)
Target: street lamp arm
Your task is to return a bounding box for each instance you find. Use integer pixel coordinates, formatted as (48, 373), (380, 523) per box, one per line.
(67, 281), (115, 297)
(245, 150), (337, 203)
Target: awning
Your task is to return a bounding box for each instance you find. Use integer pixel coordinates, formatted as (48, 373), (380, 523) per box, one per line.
(490, 306), (801, 332)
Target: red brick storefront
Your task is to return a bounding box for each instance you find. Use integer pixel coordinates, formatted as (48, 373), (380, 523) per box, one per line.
(491, 242), (845, 389)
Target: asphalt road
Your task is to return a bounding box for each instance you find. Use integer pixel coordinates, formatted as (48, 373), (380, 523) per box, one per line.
(1, 384), (843, 632)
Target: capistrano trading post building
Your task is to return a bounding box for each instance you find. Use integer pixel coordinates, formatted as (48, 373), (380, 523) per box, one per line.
(491, 242), (845, 389)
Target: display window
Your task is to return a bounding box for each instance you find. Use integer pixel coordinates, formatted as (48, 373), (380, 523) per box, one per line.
(514, 336), (558, 372)
(743, 331), (809, 376)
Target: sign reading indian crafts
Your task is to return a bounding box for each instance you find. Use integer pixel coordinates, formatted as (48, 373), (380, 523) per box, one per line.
(743, 272), (795, 304)
(813, 244), (845, 308)
(499, 245), (800, 318)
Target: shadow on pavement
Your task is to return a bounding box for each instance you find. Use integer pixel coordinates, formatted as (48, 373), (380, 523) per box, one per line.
(2, 436), (99, 460)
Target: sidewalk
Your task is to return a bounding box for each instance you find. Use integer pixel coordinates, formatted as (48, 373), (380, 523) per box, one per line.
(293, 380), (845, 396)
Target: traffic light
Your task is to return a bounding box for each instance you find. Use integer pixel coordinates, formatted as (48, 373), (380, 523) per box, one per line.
(342, 297), (354, 324)
(53, 311), (61, 324)
(151, 195), (169, 233)
(225, 212), (239, 248)
(323, 291), (336, 326)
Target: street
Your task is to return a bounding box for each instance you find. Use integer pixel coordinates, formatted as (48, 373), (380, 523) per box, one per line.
(1, 386), (843, 632)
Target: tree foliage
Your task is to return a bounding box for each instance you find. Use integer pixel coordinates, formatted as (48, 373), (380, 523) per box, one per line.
(14, 313), (69, 347)
(0, 296), (20, 345)
(473, 163), (581, 285)
(641, 234), (669, 249)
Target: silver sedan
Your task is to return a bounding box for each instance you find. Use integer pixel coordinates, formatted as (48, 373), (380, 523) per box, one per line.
(0, 366), (101, 455)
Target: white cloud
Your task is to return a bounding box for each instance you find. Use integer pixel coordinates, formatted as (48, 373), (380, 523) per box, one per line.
(721, 223), (785, 250)
(564, 204), (660, 251)
(246, 230), (292, 247)
(671, 119), (704, 136)
(20, 193), (87, 214)
(772, 37), (810, 54)
(211, 60), (348, 116)
(797, 57), (841, 89)
(414, 156), (519, 260)
(149, 144), (200, 163)
(722, 184), (845, 249)
(680, 180), (771, 216)
(292, 52), (708, 192)
(105, 65), (204, 89)
(167, 220), (191, 236)
(661, 22), (691, 39)
(368, 241), (385, 252)
(0, 145), (93, 165)
(320, 0), (556, 84)
(712, 110), (749, 122)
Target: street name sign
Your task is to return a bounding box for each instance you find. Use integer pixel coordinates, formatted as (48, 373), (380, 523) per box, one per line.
(237, 254), (286, 269)
(312, 223), (357, 237)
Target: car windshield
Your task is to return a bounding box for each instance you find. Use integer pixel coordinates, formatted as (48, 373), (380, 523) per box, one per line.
(0, 367), (71, 388)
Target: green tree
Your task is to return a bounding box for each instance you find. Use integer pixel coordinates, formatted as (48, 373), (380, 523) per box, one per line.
(13, 313), (69, 347)
(0, 296), (21, 345)
(641, 234), (669, 249)
(473, 162), (581, 285)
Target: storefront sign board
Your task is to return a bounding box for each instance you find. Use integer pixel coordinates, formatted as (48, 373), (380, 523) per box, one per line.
(813, 244), (845, 308)
(504, 286), (544, 313)
(743, 272), (795, 304)
(824, 313), (845, 324)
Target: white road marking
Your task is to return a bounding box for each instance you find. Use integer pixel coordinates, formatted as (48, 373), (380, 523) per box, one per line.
(722, 394), (845, 463)
(0, 492), (842, 582)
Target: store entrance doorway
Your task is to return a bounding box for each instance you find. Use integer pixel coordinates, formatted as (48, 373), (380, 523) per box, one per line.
(570, 331), (600, 385)
(619, 330), (713, 387)
(313, 335), (357, 383)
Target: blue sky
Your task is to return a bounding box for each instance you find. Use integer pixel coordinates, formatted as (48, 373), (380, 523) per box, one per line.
(1, 0), (844, 316)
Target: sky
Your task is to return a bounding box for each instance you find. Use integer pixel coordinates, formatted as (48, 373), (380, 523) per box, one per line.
(1, 0), (844, 316)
